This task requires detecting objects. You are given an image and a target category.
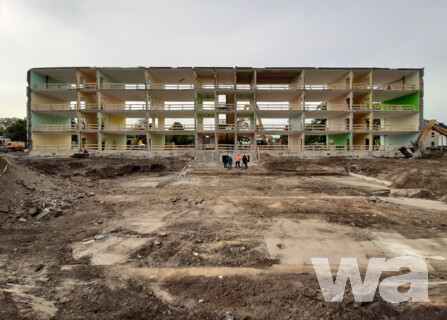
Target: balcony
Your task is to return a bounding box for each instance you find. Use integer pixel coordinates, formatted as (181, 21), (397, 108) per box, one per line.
(32, 83), (76, 90)
(81, 124), (98, 131)
(304, 124), (349, 131)
(197, 104), (216, 111)
(353, 83), (372, 90)
(217, 123), (236, 130)
(257, 104), (298, 111)
(258, 124), (301, 131)
(197, 124), (216, 131)
(32, 103), (77, 111)
(150, 124), (195, 131)
(103, 124), (146, 132)
(216, 103), (236, 111)
(304, 83), (349, 90)
(81, 103), (99, 110)
(79, 82), (97, 89)
(101, 83), (146, 89)
(148, 83), (194, 90)
(150, 104), (194, 111)
(102, 104), (146, 111)
(34, 144), (79, 152)
(236, 84), (254, 90)
(304, 104), (349, 111)
(352, 104), (371, 111)
(352, 124), (369, 131)
(372, 104), (417, 111)
(34, 124), (77, 131)
(373, 84), (417, 90)
(372, 125), (417, 132)
(256, 84), (300, 90)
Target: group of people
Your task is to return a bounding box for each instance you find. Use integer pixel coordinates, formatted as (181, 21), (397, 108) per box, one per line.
(222, 154), (250, 170)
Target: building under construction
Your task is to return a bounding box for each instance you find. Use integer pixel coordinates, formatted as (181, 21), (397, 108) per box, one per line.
(27, 67), (424, 155)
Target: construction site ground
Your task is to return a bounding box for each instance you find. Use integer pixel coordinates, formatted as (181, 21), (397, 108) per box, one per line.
(0, 154), (447, 319)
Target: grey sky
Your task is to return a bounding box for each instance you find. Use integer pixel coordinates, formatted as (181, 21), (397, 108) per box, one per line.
(0, 0), (446, 122)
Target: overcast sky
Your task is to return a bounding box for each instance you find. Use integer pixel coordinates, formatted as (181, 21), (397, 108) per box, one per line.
(0, 0), (446, 122)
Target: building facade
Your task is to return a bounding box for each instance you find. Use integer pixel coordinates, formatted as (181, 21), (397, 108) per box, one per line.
(27, 67), (423, 153)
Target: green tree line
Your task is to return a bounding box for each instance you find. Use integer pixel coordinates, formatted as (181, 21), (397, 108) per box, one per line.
(0, 118), (27, 142)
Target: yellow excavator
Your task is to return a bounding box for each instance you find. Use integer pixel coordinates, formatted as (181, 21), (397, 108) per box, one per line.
(415, 120), (447, 150)
(400, 120), (447, 157)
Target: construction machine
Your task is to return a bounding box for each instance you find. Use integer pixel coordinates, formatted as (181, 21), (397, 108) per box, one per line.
(399, 120), (447, 158)
(0, 137), (25, 152)
(413, 120), (447, 150)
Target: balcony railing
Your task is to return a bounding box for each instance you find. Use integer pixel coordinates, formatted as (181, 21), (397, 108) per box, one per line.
(257, 104), (299, 111)
(304, 104), (349, 111)
(372, 104), (417, 111)
(373, 84), (417, 90)
(197, 144), (217, 151)
(237, 104), (255, 111)
(372, 125), (417, 132)
(32, 103), (77, 111)
(304, 124), (349, 131)
(101, 83), (146, 89)
(258, 124), (301, 131)
(81, 103), (99, 110)
(82, 144), (99, 151)
(351, 145), (370, 151)
(236, 84), (254, 90)
(258, 145), (290, 151)
(305, 83), (349, 90)
(81, 124), (98, 130)
(217, 103), (236, 111)
(102, 104), (146, 111)
(34, 144), (79, 152)
(34, 124), (77, 131)
(150, 104), (195, 111)
(217, 84), (234, 89)
(32, 83), (77, 90)
(79, 82), (97, 89)
(103, 124), (146, 131)
(148, 83), (194, 90)
(353, 83), (372, 90)
(217, 123), (236, 130)
(352, 124), (369, 131)
(197, 124), (216, 131)
(352, 104), (371, 111)
(150, 125), (195, 131)
(256, 84), (301, 90)
(104, 145), (148, 151)
(196, 84), (215, 89)
(197, 104), (216, 111)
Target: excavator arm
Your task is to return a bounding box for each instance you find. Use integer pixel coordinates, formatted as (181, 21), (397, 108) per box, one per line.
(414, 120), (447, 149)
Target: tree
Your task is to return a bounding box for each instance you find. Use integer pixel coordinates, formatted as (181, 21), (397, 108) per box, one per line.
(0, 118), (27, 142)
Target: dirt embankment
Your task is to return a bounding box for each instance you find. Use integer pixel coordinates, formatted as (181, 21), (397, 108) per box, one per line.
(0, 156), (190, 226)
(263, 156), (447, 200)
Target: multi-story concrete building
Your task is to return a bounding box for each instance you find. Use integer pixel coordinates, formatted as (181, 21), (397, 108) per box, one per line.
(27, 67), (423, 155)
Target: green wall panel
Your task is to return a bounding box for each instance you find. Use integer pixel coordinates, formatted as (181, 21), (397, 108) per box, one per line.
(31, 112), (71, 129)
(328, 133), (351, 145)
(382, 93), (419, 110)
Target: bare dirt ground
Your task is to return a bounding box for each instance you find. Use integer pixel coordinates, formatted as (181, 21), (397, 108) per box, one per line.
(0, 154), (446, 319)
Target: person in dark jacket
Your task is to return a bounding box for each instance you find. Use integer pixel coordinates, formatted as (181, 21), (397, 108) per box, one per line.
(227, 155), (233, 170)
(242, 154), (248, 170)
(222, 154), (228, 168)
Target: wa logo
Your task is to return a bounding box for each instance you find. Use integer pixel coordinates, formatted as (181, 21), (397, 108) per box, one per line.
(311, 257), (429, 303)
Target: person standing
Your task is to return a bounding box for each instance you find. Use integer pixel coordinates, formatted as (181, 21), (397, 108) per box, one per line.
(228, 155), (233, 170)
(222, 153), (228, 168)
(235, 154), (241, 168)
(242, 154), (248, 170)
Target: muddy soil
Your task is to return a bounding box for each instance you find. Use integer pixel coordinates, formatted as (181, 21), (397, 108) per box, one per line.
(0, 155), (446, 319)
